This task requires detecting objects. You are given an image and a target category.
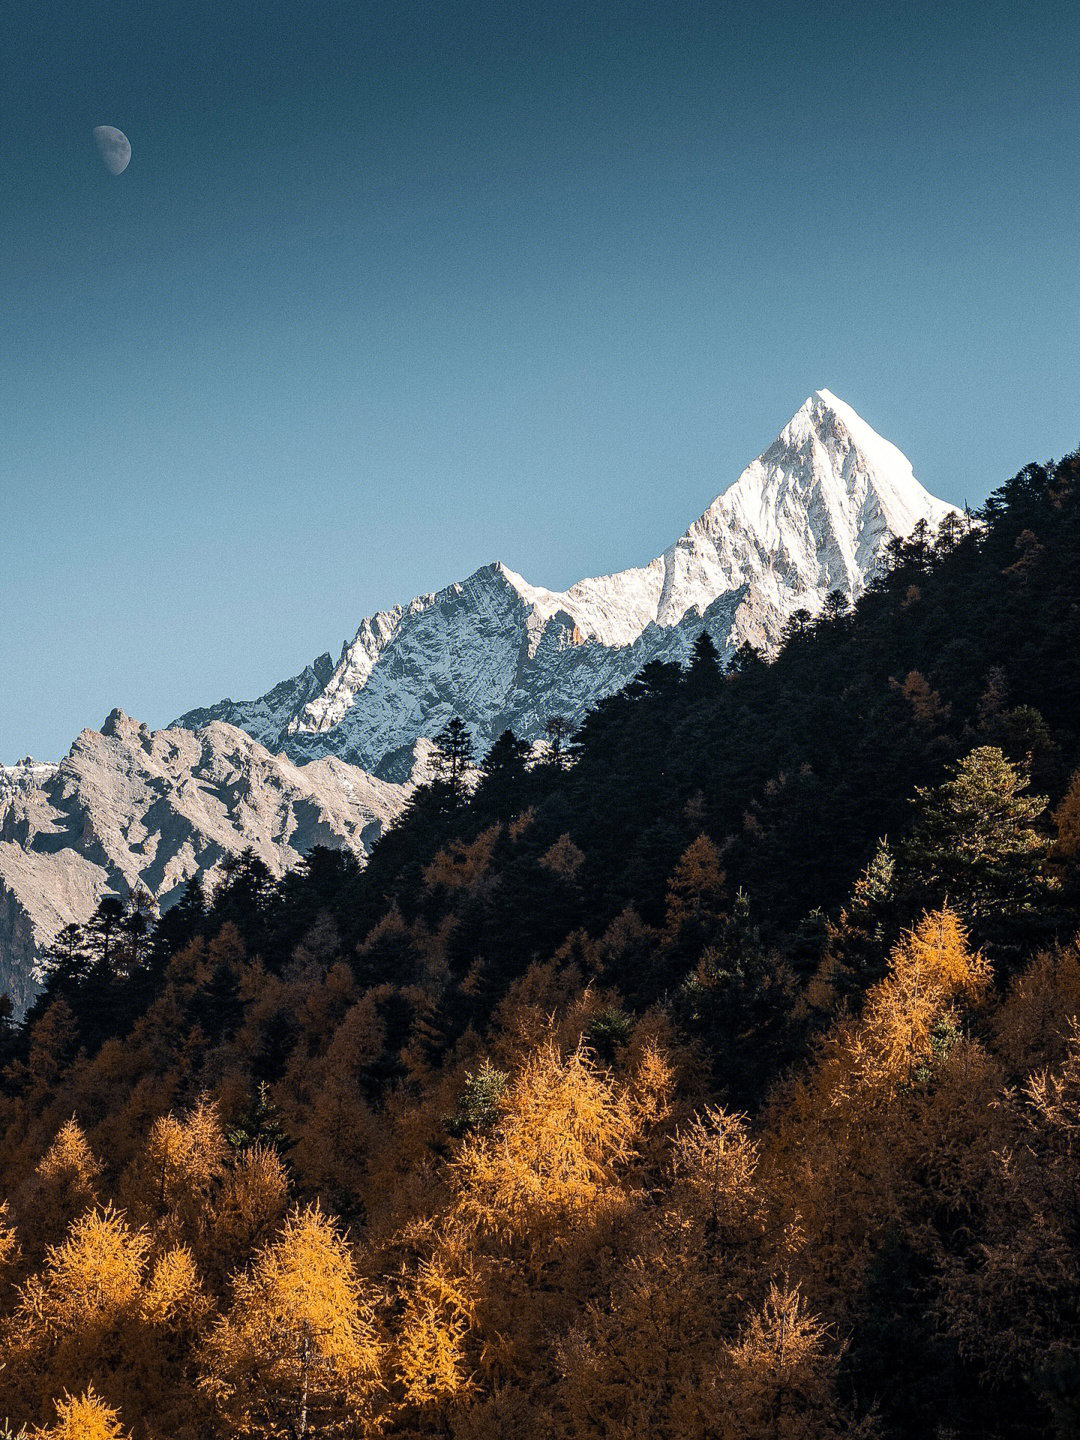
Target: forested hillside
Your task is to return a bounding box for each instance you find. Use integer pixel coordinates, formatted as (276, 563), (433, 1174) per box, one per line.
(1, 451), (1079, 1440)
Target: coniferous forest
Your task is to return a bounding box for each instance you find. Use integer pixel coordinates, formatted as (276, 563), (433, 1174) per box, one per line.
(2, 451), (1080, 1439)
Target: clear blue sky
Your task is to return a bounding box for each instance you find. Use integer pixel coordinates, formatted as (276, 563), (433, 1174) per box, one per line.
(3, 0), (1078, 762)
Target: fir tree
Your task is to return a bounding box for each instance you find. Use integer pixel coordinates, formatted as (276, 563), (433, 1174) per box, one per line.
(901, 747), (1053, 959)
(544, 715), (574, 770)
(432, 717), (474, 805)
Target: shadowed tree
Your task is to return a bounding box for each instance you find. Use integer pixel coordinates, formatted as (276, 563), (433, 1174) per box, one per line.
(475, 730), (531, 818)
(433, 717), (474, 805)
(684, 629), (722, 698)
(545, 715), (574, 770)
(91, 896), (125, 971)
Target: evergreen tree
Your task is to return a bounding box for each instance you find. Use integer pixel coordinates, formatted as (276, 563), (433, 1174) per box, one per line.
(91, 895), (125, 971)
(0, 992), (15, 1067)
(475, 730), (531, 818)
(901, 747), (1053, 958)
(544, 715), (574, 770)
(150, 875), (206, 964)
(821, 588), (850, 623)
(432, 717), (473, 805)
(684, 629), (722, 696)
(122, 889), (154, 970)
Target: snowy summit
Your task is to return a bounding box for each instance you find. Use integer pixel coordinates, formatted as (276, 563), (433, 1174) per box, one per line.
(177, 392), (958, 773)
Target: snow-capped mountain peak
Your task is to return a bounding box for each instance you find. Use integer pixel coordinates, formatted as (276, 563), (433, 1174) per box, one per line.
(175, 392), (958, 772)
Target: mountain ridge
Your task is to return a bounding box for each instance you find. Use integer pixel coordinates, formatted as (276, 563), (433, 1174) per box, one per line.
(176, 391), (956, 771)
(1, 391), (956, 1004)
(0, 712), (416, 1010)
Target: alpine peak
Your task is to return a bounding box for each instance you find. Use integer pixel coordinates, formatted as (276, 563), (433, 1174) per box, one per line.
(173, 393), (958, 772)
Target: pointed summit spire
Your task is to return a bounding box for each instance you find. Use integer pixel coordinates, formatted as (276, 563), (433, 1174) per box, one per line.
(175, 390), (957, 772)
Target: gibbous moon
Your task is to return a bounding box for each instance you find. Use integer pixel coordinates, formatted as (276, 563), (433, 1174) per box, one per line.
(93, 125), (131, 175)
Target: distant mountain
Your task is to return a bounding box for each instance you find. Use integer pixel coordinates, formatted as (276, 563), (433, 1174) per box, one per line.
(0, 710), (414, 1011)
(1, 390), (956, 1008)
(176, 391), (956, 773)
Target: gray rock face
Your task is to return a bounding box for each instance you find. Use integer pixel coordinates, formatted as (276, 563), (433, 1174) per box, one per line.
(0, 713), (413, 1012)
(176, 391), (956, 771)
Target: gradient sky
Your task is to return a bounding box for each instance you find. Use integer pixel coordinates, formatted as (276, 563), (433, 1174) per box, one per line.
(3, 0), (1079, 762)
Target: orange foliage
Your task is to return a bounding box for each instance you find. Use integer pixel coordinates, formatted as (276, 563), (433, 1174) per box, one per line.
(392, 1251), (478, 1411)
(14, 1120), (102, 1262)
(724, 1283), (850, 1439)
(29, 1384), (129, 1439)
(2, 852), (1078, 1440)
(664, 834), (725, 938)
(765, 910), (997, 1300)
(1050, 766), (1080, 867)
(451, 1043), (638, 1252)
(423, 826), (502, 892)
(539, 833), (586, 881)
(992, 939), (1080, 1073)
(199, 1204), (383, 1437)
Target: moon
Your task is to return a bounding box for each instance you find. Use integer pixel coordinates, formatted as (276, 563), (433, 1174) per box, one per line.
(93, 126), (131, 175)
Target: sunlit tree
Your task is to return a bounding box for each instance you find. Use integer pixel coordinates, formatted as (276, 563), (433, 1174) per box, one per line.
(199, 1204), (383, 1438)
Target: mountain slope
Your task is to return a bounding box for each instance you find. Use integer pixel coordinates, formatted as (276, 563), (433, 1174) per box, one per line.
(177, 391), (956, 771)
(0, 710), (413, 1010)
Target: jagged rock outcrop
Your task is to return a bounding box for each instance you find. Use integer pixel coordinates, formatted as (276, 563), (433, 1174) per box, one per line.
(0, 712), (414, 1011)
(176, 390), (957, 771)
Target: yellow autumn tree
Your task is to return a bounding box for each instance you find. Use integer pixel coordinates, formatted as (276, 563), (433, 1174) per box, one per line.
(392, 1248), (478, 1415)
(723, 1283), (852, 1439)
(0, 1199), (20, 1288)
(852, 908), (991, 1087)
(15, 1120), (102, 1263)
(1, 1206), (147, 1420)
(1049, 766), (1080, 871)
(0, 1202), (209, 1434)
(29, 1384), (129, 1439)
(939, 1019), (1080, 1396)
(284, 995), (384, 1200)
(451, 1041), (638, 1256)
(553, 1107), (774, 1440)
(992, 939), (1080, 1074)
(127, 1096), (228, 1251)
(138, 1243), (209, 1329)
(208, 1143), (290, 1280)
(766, 908), (994, 1301)
(199, 1204), (383, 1438)
(664, 834), (726, 941)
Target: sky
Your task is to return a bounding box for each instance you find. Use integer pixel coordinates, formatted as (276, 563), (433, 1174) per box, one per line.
(2, 0), (1079, 762)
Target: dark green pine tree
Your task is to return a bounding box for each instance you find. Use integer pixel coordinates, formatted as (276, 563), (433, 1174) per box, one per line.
(226, 1079), (291, 1153)
(544, 715), (574, 770)
(123, 887), (154, 968)
(900, 746), (1054, 961)
(91, 893), (126, 970)
(684, 629), (722, 697)
(214, 851), (274, 947)
(476, 729), (531, 817)
(432, 716), (474, 805)
(150, 874), (207, 964)
(0, 992), (16, 1067)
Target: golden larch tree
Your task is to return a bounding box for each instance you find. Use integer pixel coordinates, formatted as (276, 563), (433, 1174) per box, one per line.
(29, 1384), (129, 1440)
(451, 1041), (638, 1255)
(199, 1203), (383, 1438)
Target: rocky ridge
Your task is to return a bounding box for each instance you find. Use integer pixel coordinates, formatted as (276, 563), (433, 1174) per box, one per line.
(177, 391), (956, 772)
(0, 711), (415, 1010)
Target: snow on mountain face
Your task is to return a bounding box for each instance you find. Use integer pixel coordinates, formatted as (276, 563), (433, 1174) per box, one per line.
(176, 392), (956, 773)
(0, 710), (415, 1012)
